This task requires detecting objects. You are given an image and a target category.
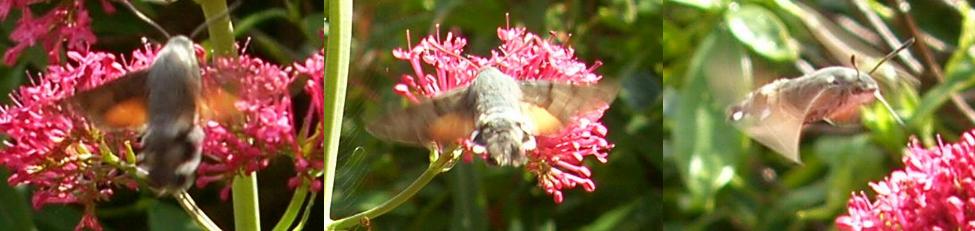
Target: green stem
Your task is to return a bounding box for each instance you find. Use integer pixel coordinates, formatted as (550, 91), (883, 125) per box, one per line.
(270, 180), (310, 231)
(322, 0), (353, 225)
(175, 191), (223, 231)
(197, 0), (237, 56)
(231, 172), (260, 231)
(328, 149), (458, 230)
(292, 192), (319, 231)
(197, 0), (258, 230)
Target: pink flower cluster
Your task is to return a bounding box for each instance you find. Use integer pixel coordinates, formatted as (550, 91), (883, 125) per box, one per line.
(837, 131), (975, 230)
(0, 42), (156, 231)
(193, 51), (301, 199)
(289, 51), (325, 191)
(0, 0), (114, 65)
(0, 40), (322, 229)
(390, 26), (613, 203)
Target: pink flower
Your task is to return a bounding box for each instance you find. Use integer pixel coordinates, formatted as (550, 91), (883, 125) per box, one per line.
(836, 131), (975, 230)
(390, 26), (613, 203)
(0, 43), (156, 231)
(287, 51), (325, 191)
(194, 51), (299, 199)
(1, 0), (112, 65)
(1, 38), (301, 227)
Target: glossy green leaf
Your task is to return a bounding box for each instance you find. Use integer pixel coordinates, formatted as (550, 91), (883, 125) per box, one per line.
(725, 4), (798, 61)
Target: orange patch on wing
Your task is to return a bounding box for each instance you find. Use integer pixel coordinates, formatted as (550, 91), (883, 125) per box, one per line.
(428, 113), (475, 143)
(199, 88), (241, 122)
(522, 103), (563, 135)
(103, 98), (148, 129)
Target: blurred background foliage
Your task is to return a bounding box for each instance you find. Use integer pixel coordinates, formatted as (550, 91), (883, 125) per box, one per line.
(664, 0), (975, 230)
(0, 0), (660, 230)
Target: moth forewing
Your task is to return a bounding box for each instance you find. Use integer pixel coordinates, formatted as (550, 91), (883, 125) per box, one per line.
(66, 70), (150, 131)
(365, 87), (475, 146)
(518, 80), (620, 125)
(729, 67), (867, 163)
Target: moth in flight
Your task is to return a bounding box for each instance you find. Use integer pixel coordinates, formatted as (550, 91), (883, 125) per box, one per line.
(65, 36), (239, 195)
(727, 38), (914, 163)
(367, 67), (619, 167)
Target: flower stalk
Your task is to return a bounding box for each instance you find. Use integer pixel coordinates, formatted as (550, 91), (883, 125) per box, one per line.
(328, 149), (460, 230)
(322, 0), (353, 225)
(271, 179), (310, 231)
(197, 0), (259, 231)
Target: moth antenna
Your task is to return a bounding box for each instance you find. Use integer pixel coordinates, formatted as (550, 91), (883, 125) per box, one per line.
(116, 0), (170, 39)
(851, 54), (860, 78)
(189, 0), (243, 40)
(868, 38), (916, 75)
(874, 91), (905, 126)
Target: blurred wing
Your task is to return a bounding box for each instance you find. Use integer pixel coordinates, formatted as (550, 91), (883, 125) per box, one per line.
(519, 80), (620, 135)
(198, 86), (242, 123)
(728, 85), (828, 163)
(366, 89), (475, 146)
(66, 70), (150, 131)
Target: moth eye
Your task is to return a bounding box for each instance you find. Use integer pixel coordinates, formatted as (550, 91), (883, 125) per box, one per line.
(826, 76), (839, 85)
(728, 106), (746, 121)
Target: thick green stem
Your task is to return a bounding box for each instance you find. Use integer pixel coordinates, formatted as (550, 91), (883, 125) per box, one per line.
(328, 149), (458, 230)
(197, 0), (237, 56)
(197, 0), (258, 230)
(322, 0), (353, 225)
(230, 172), (261, 231)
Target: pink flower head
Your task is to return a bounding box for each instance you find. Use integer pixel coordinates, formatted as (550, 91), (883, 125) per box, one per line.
(194, 50), (299, 199)
(287, 51), (325, 191)
(390, 25), (613, 203)
(0, 0), (113, 65)
(0, 42), (158, 231)
(836, 131), (975, 230)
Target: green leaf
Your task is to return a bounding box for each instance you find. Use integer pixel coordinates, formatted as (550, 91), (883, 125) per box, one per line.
(33, 206), (82, 231)
(673, 27), (749, 210)
(0, 168), (34, 231)
(148, 202), (204, 231)
(668, 0), (726, 11)
(798, 135), (884, 219)
(725, 4), (799, 61)
(910, 6), (975, 130)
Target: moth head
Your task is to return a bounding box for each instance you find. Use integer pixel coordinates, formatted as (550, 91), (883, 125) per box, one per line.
(822, 66), (879, 97)
(471, 118), (535, 166)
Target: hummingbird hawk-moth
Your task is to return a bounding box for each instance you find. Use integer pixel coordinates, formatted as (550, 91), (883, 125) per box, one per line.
(367, 67), (619, 167)
(727, 38), (913, 163)
(66, 36), (238, 194)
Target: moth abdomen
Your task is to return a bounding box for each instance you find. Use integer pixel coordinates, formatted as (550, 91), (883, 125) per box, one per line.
(141, 36), (204, 193)
(140, 124), (203, 193)
(467, 67), (537, 166)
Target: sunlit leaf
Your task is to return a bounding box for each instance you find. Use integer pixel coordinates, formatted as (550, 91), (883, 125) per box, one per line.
(668, 0), (726, 11)
(725, 3), (799, 61)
